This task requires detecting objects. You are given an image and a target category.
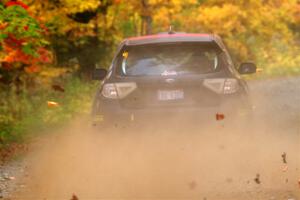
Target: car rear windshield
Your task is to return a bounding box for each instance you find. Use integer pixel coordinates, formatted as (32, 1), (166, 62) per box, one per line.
(115, 42), (224, 76)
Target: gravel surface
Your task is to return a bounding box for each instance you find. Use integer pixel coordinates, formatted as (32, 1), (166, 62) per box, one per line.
(0, 160), (28, 199)
(0, 76), (299, 200)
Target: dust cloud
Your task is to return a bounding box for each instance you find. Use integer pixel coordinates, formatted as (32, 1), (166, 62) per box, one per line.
(11, 78), (300, 200)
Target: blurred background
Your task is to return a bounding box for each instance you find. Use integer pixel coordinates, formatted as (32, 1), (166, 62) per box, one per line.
(0, 0), (299, 149)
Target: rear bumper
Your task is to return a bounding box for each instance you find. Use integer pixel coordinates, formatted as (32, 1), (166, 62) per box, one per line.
(92, 96), (252, 125)
(105, 106), (220, 121)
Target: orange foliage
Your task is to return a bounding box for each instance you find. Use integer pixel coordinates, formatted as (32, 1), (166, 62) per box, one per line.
(0, 1), (52, 73)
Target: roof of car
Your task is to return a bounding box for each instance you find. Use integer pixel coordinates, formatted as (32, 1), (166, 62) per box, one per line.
(124, 33), (215, 46)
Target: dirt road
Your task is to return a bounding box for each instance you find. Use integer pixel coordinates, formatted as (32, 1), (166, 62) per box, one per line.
(3, 77), (300, 200)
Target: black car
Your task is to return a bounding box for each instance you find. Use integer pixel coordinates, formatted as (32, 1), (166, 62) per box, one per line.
(91, 32), (256, 126)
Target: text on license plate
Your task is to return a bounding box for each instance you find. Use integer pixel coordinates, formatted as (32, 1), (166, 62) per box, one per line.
(157, 90), (184, 101)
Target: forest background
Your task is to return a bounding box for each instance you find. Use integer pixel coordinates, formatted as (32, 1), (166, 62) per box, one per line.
(0, 0), (299, 152)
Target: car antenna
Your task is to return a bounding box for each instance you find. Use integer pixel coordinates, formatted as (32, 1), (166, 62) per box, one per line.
(168, 25), (175, 34)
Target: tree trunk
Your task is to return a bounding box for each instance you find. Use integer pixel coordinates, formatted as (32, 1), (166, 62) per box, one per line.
(141, 0), (152, 35)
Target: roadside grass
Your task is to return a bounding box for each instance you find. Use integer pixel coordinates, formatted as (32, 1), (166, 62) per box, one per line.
(0, 76), (98, 155)
(252, 45), (300, 79)
(244, 65), (300, 80)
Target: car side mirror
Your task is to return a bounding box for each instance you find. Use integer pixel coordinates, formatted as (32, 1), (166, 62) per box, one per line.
(92, 68), (107, 80)
(238, 62), (257, 74)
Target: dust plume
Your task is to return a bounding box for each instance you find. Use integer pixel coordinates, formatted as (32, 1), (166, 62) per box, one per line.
(11, 78), (300, 200)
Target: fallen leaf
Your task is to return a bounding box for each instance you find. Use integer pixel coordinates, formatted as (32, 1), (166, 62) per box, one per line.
(47, 101), (59, 108)
(70, 194), (79, 200)
(282, 152), (287, 164)
(254, 174), (260, 184)
(216, 113), (225, 121)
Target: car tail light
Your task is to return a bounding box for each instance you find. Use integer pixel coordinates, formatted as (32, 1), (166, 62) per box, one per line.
(223, 79), (239, 94)
(203, 78), (239, 94)
(102, 84), (118, 99)
(101, 82), (137, 99)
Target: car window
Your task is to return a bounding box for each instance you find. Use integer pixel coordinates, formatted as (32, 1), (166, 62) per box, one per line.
(116, 43), (223, 76)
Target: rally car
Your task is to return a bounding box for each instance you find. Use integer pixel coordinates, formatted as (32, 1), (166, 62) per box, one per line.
(91, 32), (256, 126)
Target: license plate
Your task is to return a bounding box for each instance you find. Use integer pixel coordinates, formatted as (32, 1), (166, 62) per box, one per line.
(158, 90), (184, 101)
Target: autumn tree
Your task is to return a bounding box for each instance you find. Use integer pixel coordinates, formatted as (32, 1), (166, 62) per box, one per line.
(0, 0), (52, 121)
(5, 0), (298, 73)
(25, 0), (117, 75)
(0, 1), (51, 85)
(183, 0), (300, 67)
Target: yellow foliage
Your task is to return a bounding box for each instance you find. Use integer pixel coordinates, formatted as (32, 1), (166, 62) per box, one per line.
(14, 0), (300, 73)
(61, 0), (100, 13)
(196, 4), (246, 36)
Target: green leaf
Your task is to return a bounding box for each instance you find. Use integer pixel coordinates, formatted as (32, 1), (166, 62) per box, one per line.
(0, 33), (8, 40)
(22, 43), (36, 56)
